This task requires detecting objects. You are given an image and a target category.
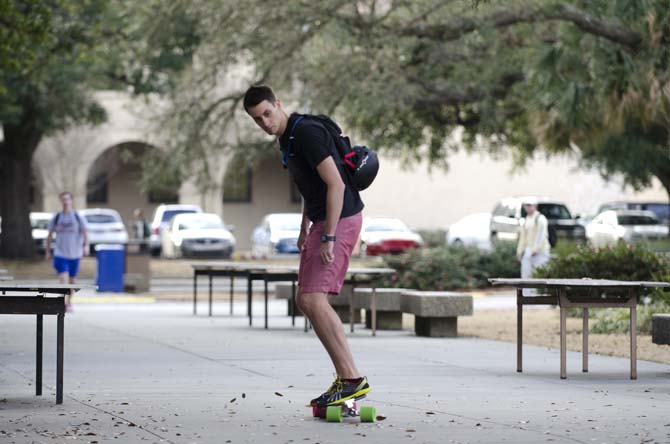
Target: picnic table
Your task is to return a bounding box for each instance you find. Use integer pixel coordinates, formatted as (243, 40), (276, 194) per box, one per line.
(489, 278), (670, 379)
(0, 282), (90, 404)
(191, 262), (394, 335)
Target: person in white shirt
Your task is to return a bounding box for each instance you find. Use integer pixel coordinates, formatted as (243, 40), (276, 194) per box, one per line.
(517, 198), (551, 295)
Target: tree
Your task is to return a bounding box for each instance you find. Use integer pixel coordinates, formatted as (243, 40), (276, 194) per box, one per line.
(157, 0), (669, 220)
(0, 0), (199, 258)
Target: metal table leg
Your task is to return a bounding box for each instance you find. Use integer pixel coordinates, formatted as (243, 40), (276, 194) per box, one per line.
(56, 312), (64, 404)
(36, 314), (43, 396)
(582, 308), (589, 373)
(516, 288), (523, 373)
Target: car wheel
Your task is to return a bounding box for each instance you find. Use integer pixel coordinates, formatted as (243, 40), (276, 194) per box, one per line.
(151, 247), (161, 257)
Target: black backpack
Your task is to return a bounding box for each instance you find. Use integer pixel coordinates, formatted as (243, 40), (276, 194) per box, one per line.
(285, 114), (379, 191)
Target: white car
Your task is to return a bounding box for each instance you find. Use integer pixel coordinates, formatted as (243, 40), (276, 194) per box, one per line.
(150, 204), (203, 256)
(251, 213), (303, 258)
(162, 213), (235, 259)
(360, 217), (423, 256)
(30, 212), (53, 254)
(79, 208), (129, 254)
(446, 212), (492, 250)
(586, 210), (669, 248)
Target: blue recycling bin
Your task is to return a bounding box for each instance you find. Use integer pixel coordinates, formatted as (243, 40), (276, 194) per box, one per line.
(95, 244), (125, 292)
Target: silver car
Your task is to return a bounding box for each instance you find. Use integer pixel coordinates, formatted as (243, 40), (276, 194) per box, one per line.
(251, 213), (303, 258)
(149, 204), (203, 256)
(586, 210), (669, 247)
(79, 208), (129, 254)
(161, 213), (235, 259)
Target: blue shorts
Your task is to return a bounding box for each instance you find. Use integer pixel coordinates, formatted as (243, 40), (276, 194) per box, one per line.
(53, 256), (80, 278)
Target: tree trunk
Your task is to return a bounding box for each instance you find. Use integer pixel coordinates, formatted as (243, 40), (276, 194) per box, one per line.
(0, 121), (42, 259)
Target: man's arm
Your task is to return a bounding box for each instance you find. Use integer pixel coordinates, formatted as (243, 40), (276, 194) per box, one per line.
(315, 156), (345, 264)
(45, 229), (54, 259)
(80, 218), (90, 256)
(297, 201), (310, 251)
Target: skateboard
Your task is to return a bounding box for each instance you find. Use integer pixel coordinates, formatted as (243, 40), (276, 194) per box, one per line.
(311, 396), (376, 423)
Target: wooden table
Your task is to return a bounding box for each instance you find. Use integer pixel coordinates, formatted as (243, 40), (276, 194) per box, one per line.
(0, 283), (89, 404)
(489, 278), (670, 379)
(191, 262), (395, 335)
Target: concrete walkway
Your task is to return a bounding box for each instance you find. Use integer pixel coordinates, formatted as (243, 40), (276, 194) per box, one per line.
(1, 301), (669, 444)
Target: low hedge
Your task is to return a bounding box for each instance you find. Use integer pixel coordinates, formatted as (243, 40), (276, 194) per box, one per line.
(535, 243), (670, 334)
(381, 242), (518, 290)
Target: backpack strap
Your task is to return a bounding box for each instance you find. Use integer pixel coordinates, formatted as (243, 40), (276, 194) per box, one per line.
(53, 211), (83, 233)
(282, 115), (305, 168)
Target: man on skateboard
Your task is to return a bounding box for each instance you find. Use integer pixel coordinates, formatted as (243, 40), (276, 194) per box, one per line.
(244, 85), (371, 408)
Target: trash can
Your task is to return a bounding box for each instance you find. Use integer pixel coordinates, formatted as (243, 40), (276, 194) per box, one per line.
(124, 239), (151, 293)
(95, 244), (125, 292)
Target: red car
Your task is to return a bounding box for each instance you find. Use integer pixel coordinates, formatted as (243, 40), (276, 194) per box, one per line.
(360, 217), (423, 256)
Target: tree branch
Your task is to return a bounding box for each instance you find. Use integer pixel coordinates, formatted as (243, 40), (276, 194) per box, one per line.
(395, 3), (642, 51)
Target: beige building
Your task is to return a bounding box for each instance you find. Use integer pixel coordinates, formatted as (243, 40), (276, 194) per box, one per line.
(31, 91), (667, 250)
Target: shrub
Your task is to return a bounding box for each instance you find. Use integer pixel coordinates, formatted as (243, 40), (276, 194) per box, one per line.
(416, 229), (447, 248)
(536, 243), (670, 333)
(381, 242), (518, 290)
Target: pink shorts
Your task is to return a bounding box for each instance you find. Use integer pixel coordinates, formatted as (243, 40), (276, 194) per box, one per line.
(298, 212), (363, 295)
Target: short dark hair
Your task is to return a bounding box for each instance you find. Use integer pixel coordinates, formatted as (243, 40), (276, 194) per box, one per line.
(243, 85), (276, 112)
(59, 191), (73, 199)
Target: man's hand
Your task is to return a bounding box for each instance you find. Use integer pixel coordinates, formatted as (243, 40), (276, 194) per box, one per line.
(83, 245), (90, 257)
(45, 250), (51, 260)
(298, 230), (308, 251)
(517, 253), (522, 262)
(320, 241), (334, 265)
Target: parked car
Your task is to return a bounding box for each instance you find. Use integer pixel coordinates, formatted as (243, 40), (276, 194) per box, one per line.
(446, 212), (492, 250)
(30, 212), (53, 254)
(585, 210), (669, 247)
(597, 201), (670, 225)
(161, 212), (235, 259)
(79, 208), (129, 254)
(489, 196), (585, 247)
(150, 204), (203, 256)
(251, 213), (302, 258)
(360, 217), (423, 256)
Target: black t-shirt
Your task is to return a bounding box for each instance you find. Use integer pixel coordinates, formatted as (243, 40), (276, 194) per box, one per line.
(278, 113), (364, 222)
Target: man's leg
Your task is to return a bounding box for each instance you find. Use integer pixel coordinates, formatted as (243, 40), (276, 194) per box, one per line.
(297, 291), (359, 379)
(520, 252), (533, 296)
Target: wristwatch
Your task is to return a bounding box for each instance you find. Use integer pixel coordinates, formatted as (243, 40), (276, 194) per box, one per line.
(320, 234), (336, 243)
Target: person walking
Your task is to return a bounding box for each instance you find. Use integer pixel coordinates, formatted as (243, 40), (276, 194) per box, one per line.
(46, 191), (89, 311)
(244, 85), (370, 408)
(517, 197), (550, 295)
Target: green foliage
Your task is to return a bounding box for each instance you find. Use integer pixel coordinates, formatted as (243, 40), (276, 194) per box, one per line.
(537, 243), (670, 334)
(381, 242), (518, 290)
(535, 243), (669, 284)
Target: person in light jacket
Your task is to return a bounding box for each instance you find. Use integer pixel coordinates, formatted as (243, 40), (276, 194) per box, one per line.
(517, 198), (550, 295)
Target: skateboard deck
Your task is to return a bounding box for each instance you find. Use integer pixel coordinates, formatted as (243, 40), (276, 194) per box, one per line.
(311, 395), (376, 423)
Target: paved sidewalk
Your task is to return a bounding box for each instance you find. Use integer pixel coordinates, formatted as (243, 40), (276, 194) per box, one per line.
(1, 301), (669, 444)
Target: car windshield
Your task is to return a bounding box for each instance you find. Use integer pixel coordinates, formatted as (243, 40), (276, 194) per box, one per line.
(179, 218), (223, 230)
(617, 215), (659, 226)
(271, 217), (302, 231)
(366, 219), (409, 232)
(522, 204), (572, 220)
(162, 209), (197, 223)
(85, 214), (117, 224)
(31, 219), (50, 230)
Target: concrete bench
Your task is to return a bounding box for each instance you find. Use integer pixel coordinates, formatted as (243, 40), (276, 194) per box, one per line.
(652, 314), (670, 345)
(354, 288), (407, 330)
(274, 283), (362, 322)
(401, 291), (473, 337)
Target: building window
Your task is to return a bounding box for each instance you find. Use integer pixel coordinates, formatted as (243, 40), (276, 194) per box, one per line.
(148, 187), (179, 204)
(223, 155), (252, 203)
(87, 172), (108, 204)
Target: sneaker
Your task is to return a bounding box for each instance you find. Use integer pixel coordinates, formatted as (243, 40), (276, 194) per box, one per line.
(310, 376), (371, 407)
